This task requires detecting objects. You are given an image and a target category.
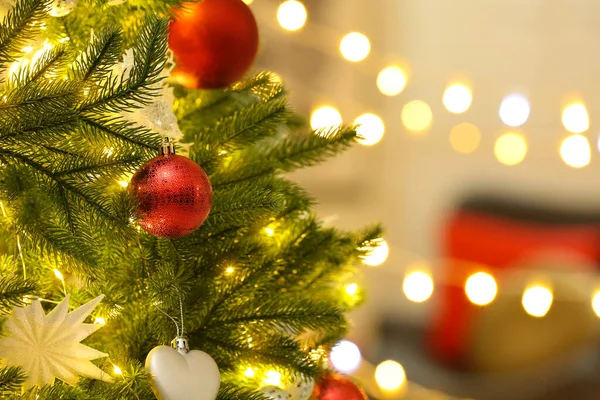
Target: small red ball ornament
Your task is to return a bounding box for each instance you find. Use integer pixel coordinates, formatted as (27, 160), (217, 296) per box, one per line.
(168, 0), (259, 89)
(130, 139), (212, 238)
(312, 373), (368, 400)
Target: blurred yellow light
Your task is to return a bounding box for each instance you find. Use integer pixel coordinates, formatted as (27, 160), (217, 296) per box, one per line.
(375, 360), (406, 391)
(355, 113), (385, 146)
(465, 272), (497, 306)
(494, 132), (528, 166)
(360, 238), (389, 267)
(403, 271), (434, 303)
(560, 134), (591, 168)
(592, 291), (600, 318)
(21, 45), (33, 53)
(562, 103), (589, 134)
(264, 227), (275, 237)
(345, 283), (359, 296)
(263, 370), (282, 387)
(377, 66), (407, 96)
(443, 84), (472, 114)
(401, 100), (433, 134)
(243, 0), (253, 4)
(340, 32), (370, 62)
(499, 94), (530, 127)
(522, 285), (553, 317)
(53, 268), (64, 281)
(225, 267), (235, 275)
(94, 317), (106, 325)
(118, 180), (129, 188)
(244, 367), (255, 378)
(330, 340), (361, 373)
(311, 106), (342, 132)
(449, 123), (481, 154)
(277, 1), (307, 31)
(113, 365), (123, 375)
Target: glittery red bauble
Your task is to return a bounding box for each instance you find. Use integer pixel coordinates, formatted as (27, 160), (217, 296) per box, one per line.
(168, 0), (259, 89)
(312, 373), (368, 400)
(130, 154), (212, 238)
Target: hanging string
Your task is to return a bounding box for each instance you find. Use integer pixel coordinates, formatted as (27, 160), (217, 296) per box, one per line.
(153, 286), (186, 338)
(154, 304), (180, 337)
(172, 285), (185, 336)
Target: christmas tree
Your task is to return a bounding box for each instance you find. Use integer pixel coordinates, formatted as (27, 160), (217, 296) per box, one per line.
(0, 0), (380, 398)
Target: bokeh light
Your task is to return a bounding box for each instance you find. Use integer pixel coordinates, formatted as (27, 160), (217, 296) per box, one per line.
(244, 367), (255, 378)
(360, 238), (389, 267)
(263, 371), (282, 386)
(277, 1), (307, 32)
(562, 103), (589, 134)
(355, 113), (385, 146)
(340, 32), (370, 62)
(443, 84), (472, 114)
(560, 134), (591, 168)
(94, 317), (106, 325)
(377, 66), (407, 96)
(499, 94), (530, 127)
(522, 285), (553, 317)
(449, 123), (481, 154)
(330, 340), (362, 373)
(403, 271), (434, 303)
(494, 132), (528, 166)
(113, 365), (123, 375)
(401, 100), (433, 134)
(345, 283), (358, 296)
(592, 291), (600, 318)
(375, 360), (406, 391)
(311, 106), (342, 131)
(242, 0), (253, 4)
(465, 272), (497, 306)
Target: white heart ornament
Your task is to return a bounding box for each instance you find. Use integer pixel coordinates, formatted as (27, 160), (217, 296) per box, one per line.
(145, 343), (220, 400)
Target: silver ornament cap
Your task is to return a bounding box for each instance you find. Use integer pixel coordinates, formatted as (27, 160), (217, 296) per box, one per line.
(171, 336), (189, 354)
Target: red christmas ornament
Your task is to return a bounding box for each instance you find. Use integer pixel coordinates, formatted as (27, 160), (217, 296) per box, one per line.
(130, 140), (212, 238)
(168, 0), (259, 89)
(312, 373), (368, 400)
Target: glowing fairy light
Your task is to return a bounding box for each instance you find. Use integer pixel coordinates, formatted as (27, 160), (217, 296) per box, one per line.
(330, 340), (361, 373)
(345, 283), (358, 296)
(263, 370), (282, 387)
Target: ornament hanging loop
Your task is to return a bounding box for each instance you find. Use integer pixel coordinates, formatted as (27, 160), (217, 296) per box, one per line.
(171, 336), (189, 354)
(160, 137), (175, 156)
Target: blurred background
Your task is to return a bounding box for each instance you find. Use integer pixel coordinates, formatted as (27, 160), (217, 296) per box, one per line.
(248, 1), (600, 399)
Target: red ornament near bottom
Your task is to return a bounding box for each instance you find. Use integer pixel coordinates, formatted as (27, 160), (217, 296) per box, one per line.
(130, 139), (212, 238)
(312, 373), (368, 400)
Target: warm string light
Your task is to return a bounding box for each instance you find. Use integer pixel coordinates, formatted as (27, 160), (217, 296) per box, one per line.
(263, 370), (282, 387)
(499, 94), (530, 127)
(401, 100), (433, 134)
(377, 66), (407, 96)
(560, 134), (591, 168)
(494, 132), (528, 166)
(449, 123), (481, 154)
(277, 0), (307, 32)
(522, 285), (553, 317)
(375, 360), (406, 392)
(339, 32), (370, 62)
(360, 238), (389, 267)
(402, 270), (434, 303)
(113, 364), (123, 376)
(330, 340), (362, 373)
(465, 272), (497, 306)
(354, 113), (385, 146)
(562, 102), (589, 134)
(345, 283), (359, 296)
(443, 83), (472, 114)
(310, 106), (342, 132)
(53, 268), (67, 296)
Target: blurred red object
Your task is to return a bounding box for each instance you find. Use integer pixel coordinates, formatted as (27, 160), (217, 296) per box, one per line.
(428, 200), (600, 368)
